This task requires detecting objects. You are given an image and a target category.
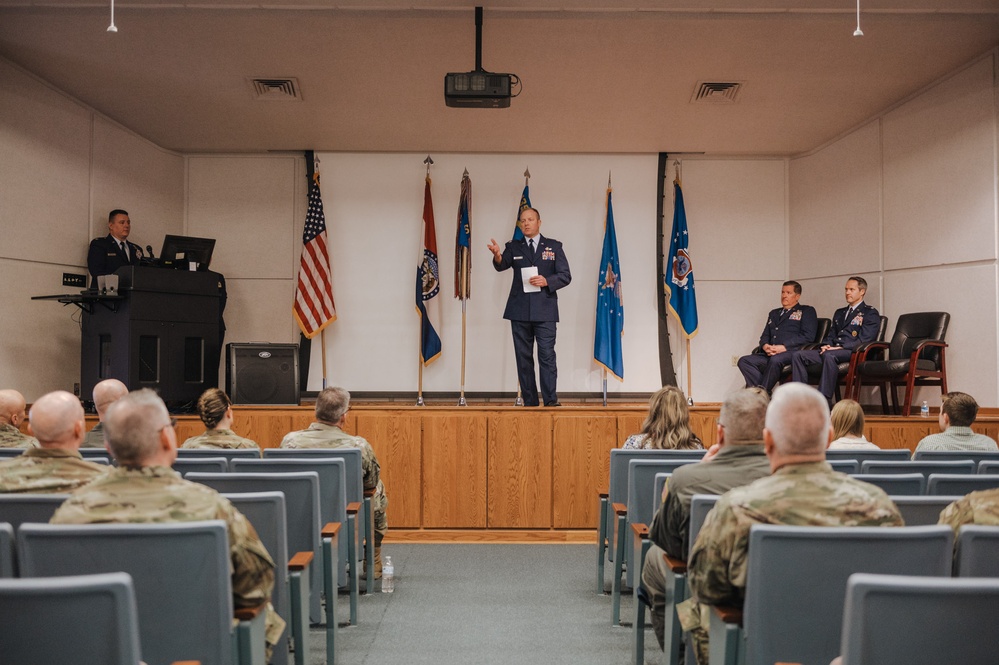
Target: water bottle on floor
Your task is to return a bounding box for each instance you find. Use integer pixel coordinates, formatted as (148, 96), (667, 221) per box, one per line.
(920, 401), (929, 417)
(382, 555), (395, 593)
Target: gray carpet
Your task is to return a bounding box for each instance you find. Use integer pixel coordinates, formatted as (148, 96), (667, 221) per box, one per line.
(306, 543), (660, 665)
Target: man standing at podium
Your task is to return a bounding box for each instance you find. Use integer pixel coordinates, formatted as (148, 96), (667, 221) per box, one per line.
(87, 209), (143, 285)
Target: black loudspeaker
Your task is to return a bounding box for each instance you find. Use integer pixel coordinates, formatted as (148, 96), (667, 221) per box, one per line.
(226, 343), (300, 405)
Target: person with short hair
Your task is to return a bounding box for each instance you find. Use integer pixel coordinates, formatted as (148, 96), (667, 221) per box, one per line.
(181, 388), (260, 451)
(87, 209), (144, 286)
(84, 379), (129, 448)
(622, 386), (703, 450)
(827, 399), (879, 450)
(487, 207), (572, 407)
(281, 386), (389, 578)
(790, 276), (881, 402)
(682, 383), (902, 665)
(0, 389), (39, 449)
(51, 389), (285, 654)
(913, 392), (997, 455)
(738, 281), (818, 392)
(640, 388), (771, 650)
(0, 390), (106, 493)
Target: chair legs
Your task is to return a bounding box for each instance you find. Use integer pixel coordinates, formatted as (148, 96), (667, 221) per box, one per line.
(612, 512), (627, 626)
(363, 497), (375, 595)
(597, 497), (608, 594)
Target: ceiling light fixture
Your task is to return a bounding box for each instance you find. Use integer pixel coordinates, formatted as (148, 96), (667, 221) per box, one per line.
(106, 0), (117, 32)
(853, 0), (863, 37)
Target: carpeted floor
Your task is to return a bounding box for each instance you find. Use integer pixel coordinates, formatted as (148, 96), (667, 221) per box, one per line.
(305, 543), (660, 665)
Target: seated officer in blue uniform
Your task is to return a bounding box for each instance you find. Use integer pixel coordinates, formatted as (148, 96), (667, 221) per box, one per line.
(487, 207), (571, 407)
(87, 209), (143, 287)
(790, 276), (881, 401)
(737, 280), (817, 393)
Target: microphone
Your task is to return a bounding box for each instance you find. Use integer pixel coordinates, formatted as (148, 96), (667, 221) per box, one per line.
(146, 245), (156, 260)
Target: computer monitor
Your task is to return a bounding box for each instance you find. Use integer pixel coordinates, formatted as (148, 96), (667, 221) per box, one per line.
(159, 235), (216, 270)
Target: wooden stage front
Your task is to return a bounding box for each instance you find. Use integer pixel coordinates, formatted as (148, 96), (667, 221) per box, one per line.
(85, 403), (999, 543)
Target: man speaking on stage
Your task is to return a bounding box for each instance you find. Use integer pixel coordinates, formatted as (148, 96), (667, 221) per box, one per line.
(87, 209), (143, 285)
(487, 207), (571, 407)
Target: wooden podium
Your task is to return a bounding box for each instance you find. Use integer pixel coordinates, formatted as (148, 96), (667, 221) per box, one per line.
(81, 266), (223, 406)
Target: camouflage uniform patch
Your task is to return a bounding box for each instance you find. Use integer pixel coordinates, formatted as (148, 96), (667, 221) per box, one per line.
(82, 422), (106, 449)
(0, 448), (107, 493)
(0, 423), (39, 449)
(939, 488), (999, 531)
(280, 422), (389, 542)
(181, 429), (260, 451)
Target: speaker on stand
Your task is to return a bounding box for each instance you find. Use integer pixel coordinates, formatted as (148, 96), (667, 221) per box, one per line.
(226, 343), (300, 405)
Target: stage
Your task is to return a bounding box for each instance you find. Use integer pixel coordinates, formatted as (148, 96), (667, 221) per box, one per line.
(84, 402), (999, 542)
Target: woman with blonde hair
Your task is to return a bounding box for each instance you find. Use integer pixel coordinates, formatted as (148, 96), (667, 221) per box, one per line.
(181, 388), (260, 451)
(827, 399), (878, 450)
(622, 386), (703, 450)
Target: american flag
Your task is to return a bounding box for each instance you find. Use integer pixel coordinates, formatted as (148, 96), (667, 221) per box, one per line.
(293, 152), (336, 338)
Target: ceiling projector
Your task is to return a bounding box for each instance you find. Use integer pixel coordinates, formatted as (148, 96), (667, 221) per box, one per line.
(444, 7), (519, 109)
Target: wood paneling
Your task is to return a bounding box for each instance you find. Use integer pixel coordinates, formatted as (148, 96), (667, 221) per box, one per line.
(552, 414), (618, 529)
(356, 413), (422, 528)
(422, 414), (488, 528)
(691, 410), (719, 447)
(866, 422), (933, 450)
(487, 413), (552, 528)
(617, 414), (645, 446)
(233, 411), (294, 448)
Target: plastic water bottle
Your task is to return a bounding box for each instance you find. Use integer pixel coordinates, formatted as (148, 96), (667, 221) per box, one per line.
(382, 555), (395, 593)
(920, 401), (929, 418)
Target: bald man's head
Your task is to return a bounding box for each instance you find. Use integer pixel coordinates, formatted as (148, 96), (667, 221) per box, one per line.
(28, 391), (86, 449)
(104, 389), (175, 466)
(93, 379), (129, 419)
(0, 389), (27, 427)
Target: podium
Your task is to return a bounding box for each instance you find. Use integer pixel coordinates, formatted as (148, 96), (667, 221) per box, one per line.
(81, 267), (223, 406)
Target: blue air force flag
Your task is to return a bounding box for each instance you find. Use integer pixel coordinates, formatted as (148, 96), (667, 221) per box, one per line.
(594, 188), (624, 380)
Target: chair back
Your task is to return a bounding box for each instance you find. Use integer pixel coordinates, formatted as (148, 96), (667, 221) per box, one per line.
(813, 317), (832, 344)
(954, 525), (999, 577)
(0, 522), (13, 577)
(653, 473), (669, 514)
(888, 312), (949, 366)
(265, 448), (364, 504)
(828, 460), (859, 474)
(927, 474), (999, 496)
(851, 473), (926, 496)
(0, 572), (142, 665)
(627, 460), (696, 528)
(687, 494), (720, 560)
(172, 457), (228, 475)
(608, 449), (705, 506)
(861, 460), (975, 476)
(19, 521), (234, 665)
(839, 573), (999, 665)
(913, 450), (999, 469)
(890, 495), (961, 526)
(176, 447), (260, 460)
(78, 448), (113, 464)
(222, 491), (290, 665)
(826, 449), (910, 463)
(0, 448), (25, 458)
(979, 460), (999, 474)
(742, 524), (953, 665)
(0, 494), (70, 531)
(187, 471), (323, 624)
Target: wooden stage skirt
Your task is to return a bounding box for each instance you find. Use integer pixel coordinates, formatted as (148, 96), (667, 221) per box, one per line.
(84, 402), (999, 543)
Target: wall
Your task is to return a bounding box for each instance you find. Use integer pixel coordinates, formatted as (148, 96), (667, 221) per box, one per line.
(790, 52), (998, 407)
(0, 56), (184, 401)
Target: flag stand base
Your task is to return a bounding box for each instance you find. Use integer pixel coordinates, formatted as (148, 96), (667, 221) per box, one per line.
(514, 396), (524, 407)
(416, 396), (425, 406)
(457, 396), (468, 407)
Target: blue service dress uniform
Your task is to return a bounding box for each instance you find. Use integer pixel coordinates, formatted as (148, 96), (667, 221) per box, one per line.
(493, 234), (571, 406)
(87, 234), (143, 286)
(790, 301), (880, 398)
(737, 303), (818, 391)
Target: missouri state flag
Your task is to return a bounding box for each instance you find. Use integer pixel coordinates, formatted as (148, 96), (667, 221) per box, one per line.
(416, 175), (442, 365)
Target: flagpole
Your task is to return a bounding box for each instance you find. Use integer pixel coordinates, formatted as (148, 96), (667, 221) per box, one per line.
(686, 338), (693, 404)
(320, 329), (328, 389)
(458, 251), (468, 407)
(514, 167), (531, 407)
(602, 368), (608, 407)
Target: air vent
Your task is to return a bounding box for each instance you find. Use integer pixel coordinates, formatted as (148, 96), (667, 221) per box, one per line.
(691, 81), (743, 104)
(250, 78), (302, 101)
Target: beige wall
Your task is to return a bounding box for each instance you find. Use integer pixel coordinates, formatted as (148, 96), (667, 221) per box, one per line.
(790, 52), (998, 407)
(0, 57), (183, 401)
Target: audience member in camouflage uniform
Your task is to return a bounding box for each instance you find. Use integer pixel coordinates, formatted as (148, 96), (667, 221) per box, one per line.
(51, 389), (285, 654)
(683, 383), (903, 665)
(0, 389), (39, 449)
(281, 386), (389, 578)
(181, 388), (260, 451)
(913, 391), (998, 455)
(939, 488), (999, 531)
(84, 378), (128, 448)
(641, 388), (772, 651)
(0, 390), (106, 493)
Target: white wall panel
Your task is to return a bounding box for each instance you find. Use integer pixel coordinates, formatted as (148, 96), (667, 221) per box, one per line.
(681, 159), (787, 282)
(883, 56), (996, 270)
(0, 58), (90, 267)
(790, 121), (882, 280)
(92, 116), (184, 250)
(187, 155), (299, 280)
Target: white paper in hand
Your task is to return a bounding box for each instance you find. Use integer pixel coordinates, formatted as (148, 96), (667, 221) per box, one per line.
(521, 266), (541, 293)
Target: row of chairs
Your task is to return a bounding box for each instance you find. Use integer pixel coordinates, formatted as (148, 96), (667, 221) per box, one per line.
(0, 472), (347, 665)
